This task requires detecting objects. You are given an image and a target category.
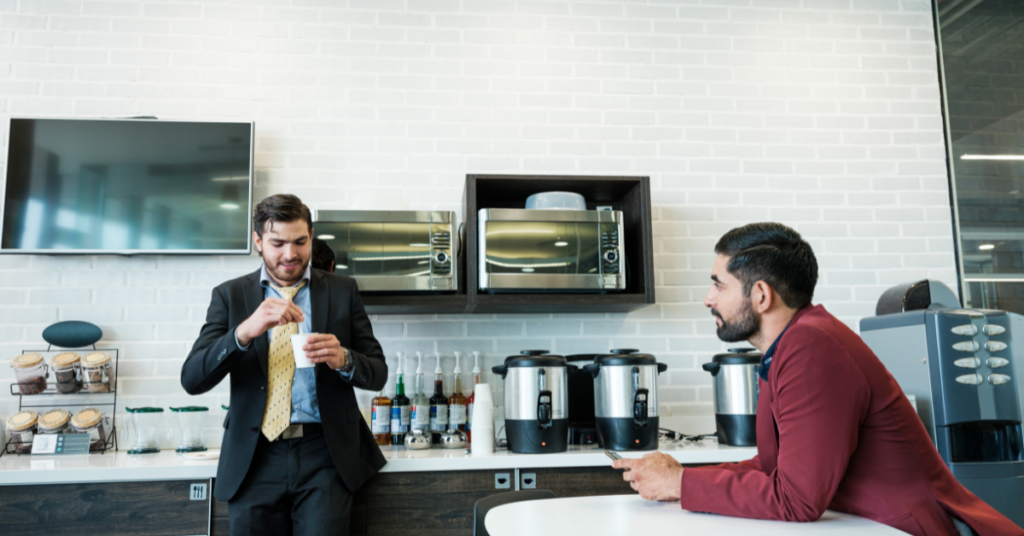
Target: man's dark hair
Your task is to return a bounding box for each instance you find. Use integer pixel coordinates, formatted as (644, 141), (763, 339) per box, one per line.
(714, 222), (818, 309)
(252, 194), (312, 238)
(311, 238), (336, 273)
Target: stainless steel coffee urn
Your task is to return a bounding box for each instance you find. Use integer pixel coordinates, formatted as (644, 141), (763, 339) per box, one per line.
(702, 348), (760, 447)
(492, 350), (573, 454)
(584, 349), (668, 450)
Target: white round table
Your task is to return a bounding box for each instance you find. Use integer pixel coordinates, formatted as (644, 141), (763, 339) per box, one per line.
(485, 494), (909, 536)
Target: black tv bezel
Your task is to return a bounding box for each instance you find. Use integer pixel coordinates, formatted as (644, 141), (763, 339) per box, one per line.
(0, 117), (254, 256)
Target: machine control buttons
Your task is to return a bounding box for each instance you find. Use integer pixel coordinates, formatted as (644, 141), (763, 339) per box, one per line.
(984, 341), (1008, 352)
(982, 324), (1006, 336)
(951, 324), (977, 336)
(954, 357), (981, 369)
(986, 357), (1010, 369)
(988, 374), (1011, 386)
(955, 374), (983, 385)
(952, 341), (980, 353)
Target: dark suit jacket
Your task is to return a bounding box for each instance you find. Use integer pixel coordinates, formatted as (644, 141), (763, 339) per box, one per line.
(679, 305), (1022, 536)
(181, 267), (388, 502)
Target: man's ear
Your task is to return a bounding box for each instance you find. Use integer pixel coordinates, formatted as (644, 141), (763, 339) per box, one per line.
(253, 231), (262, 255)
(751, 280), (773, 314)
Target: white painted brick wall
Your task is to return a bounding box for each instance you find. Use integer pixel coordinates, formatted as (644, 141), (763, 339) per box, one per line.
(0, 0), (956, 448)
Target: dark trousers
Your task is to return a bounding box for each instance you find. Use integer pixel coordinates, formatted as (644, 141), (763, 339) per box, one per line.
(228, 428), (352, 536)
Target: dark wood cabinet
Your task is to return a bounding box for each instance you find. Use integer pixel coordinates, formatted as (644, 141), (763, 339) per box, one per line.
(0, 479), (211, 536)
(363, 470), (499, 536)
(519, 465), (633, 498)
(7, 462), (698, 535)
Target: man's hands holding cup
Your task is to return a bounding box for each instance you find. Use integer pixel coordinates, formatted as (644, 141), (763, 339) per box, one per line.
(236, 299), (349, 371)
(613, 452), (685, 502)
(236, 298), (304, 346)
(301, 334), (348, 370)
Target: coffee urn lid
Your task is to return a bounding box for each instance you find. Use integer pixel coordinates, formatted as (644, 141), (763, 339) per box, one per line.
(504, 350), (568, 368)
(711, 348), (762, 365)
(593, 348), (659, 366)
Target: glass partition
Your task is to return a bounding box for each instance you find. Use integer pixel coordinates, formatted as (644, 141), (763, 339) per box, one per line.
(936, 0), (1024, 312)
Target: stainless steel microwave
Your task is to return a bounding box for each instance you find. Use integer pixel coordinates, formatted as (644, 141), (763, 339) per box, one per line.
(314, 210), (457, 292)
(478, 209), (625, 292)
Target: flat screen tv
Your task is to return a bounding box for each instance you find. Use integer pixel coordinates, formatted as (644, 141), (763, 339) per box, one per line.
(1, 118), (253, 254)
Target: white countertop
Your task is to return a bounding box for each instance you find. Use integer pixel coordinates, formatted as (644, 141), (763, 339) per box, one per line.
(0, 440), (756, 486)
(485, 495), (909, 536)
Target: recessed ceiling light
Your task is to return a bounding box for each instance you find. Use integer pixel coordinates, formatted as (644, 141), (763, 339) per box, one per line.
(979, 244), (995, 250)
(220, 202), (240, 210)
(554, 241), (569, 247)
(960, 154), (1024, 161)
(317, 234), (335, 240)
(337, 264), (348, 269)
(521, 267), (535, 273)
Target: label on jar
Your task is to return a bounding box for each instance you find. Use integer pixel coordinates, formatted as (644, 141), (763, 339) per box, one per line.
(430, 405), (448, 432)
(467, 403), (474, 430)
(371, 407), (390, 434)
(390, 406), (410, 434)
(411, 404), (430, 430)
(449, 404), (467, 426)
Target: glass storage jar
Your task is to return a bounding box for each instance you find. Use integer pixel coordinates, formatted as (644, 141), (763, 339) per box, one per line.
(71, 408), (110, 452)
(50, 352), (81, 394)
(170, 406), (208, 453)
(11, 353), (47, 395)
(37, 409), (71, 435)
(126, 407), (164, 454)
(81, 352), (112, 393)
(5, 410), (39, 454)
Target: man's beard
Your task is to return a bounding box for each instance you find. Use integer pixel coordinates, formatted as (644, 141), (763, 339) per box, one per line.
(712, 300), (760, 343)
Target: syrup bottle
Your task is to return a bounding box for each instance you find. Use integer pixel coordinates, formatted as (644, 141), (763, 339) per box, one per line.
(448, 351), (468, 433)
(371, 386), (392, 446)
(410, 352), (431, 435)
(390, 353), (410, 446)
(429, 353), (449, 444)
(466, 351), (481, 443)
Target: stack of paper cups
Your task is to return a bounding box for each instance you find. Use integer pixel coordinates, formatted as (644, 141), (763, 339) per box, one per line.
(470, 383), (495, 456)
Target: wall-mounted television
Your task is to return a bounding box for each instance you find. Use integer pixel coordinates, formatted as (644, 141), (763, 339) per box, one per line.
(1, 118), (253, 255)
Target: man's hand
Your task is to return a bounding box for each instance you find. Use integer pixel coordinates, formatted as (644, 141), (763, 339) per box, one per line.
(303, 334), (349, 370)
(236, 298), (305, 346)
(613, 452), (684, 502)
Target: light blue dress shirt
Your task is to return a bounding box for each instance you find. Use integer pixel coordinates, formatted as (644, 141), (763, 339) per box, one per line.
(235, 263), (353, 424)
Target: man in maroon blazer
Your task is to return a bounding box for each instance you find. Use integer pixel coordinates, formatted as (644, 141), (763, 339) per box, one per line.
(615, 223), (1022, 536)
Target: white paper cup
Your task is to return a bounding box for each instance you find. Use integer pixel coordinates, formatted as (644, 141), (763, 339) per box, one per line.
(290, 333), (317, 368)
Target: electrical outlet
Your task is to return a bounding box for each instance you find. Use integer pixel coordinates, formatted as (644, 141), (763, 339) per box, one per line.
(521, 472), (536, 489)
(494, 472), (511, 489)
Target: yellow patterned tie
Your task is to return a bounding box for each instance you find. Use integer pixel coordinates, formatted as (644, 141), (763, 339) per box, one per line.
(260, 279), (308, 441)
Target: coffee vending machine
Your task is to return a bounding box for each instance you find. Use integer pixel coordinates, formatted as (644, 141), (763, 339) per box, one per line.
(860, 280), (1024, 528)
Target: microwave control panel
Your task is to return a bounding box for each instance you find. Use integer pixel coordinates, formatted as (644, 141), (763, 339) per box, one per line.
(600, 226), (621, 277)
(430, 225), (453, 280)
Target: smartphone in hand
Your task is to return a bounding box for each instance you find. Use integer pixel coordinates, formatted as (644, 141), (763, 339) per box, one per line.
(605, 450), (630, 471)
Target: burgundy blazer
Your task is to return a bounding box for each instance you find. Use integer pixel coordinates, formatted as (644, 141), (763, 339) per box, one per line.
(679, 305), (1022, 536)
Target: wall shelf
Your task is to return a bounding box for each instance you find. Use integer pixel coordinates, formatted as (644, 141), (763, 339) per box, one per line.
(465, 174), (655, 315)
(362, 174), (655, 315)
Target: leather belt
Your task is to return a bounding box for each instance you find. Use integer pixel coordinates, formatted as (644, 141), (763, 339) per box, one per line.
(280, 422), (323, 440)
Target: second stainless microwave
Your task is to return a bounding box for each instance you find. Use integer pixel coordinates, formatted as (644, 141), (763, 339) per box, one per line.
(478, 208), (625, 292)
(314, 210), (457, 292)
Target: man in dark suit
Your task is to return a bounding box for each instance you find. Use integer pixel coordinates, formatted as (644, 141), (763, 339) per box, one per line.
(181, 194), (387, 536)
